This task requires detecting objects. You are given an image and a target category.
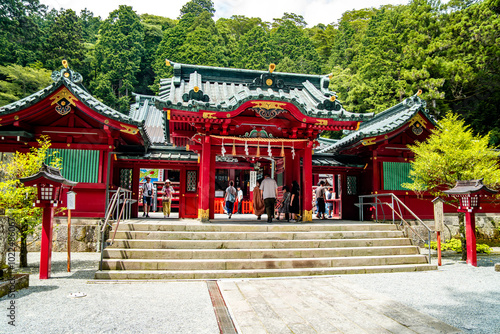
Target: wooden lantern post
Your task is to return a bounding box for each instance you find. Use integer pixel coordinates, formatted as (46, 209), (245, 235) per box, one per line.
(20, 164), (77, 279)
(443, 179), (497, 267)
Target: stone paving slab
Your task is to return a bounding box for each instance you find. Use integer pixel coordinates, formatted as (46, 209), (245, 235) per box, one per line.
(219, 278), (462, 334)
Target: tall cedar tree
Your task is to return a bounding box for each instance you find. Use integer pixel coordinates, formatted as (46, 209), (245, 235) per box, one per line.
(91, 5), (144, 112)
(42, 9), (86, 72)
(0, 0), (46, 66)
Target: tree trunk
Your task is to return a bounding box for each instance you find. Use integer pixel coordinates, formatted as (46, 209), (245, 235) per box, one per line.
(458, 212), (467, 261)
(20, 232), (28, 268)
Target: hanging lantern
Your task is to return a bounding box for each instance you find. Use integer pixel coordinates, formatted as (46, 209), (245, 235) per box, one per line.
(256, 141), (260, 157)
(280, 141), (285, 157)
(232, 139), (236, 156)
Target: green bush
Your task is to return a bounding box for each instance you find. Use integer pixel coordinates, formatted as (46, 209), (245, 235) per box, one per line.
(427, 239), (491, 254)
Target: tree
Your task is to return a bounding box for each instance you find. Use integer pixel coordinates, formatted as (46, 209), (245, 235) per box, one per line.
(179, 0), (215, 18)
(90, 5), (145, 112)
(0, 0), (46, 66)
(233, 26), (272, 70)
(42, 9), (86, 71)
(270, 15), (322, 74)
(0, 135), (62, 267)
(403, 113), (500, 260)
(152, 11), (226, 92)
(0, 64), (52, 106)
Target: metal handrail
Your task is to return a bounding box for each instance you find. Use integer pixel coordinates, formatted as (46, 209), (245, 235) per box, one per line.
(358, 193), (434, 263)
(99, 188), (135, 271)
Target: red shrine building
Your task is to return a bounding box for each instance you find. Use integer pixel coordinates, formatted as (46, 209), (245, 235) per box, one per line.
(0, 62), (438, 221)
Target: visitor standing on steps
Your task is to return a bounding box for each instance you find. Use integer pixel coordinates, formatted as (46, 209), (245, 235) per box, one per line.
(290, 180), (301, 222)
(252, 180), (265, 220)
(236, 186), (244, 214)
(315, 180), (327, 219)
(142, 176), (154, 218)
(260, 174), (278, 223)
(162, 179), (174, 218)
(225, 180), (237, 219)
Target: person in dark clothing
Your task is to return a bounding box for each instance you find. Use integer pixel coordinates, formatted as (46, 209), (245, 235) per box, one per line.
(290, 180), (300, 221)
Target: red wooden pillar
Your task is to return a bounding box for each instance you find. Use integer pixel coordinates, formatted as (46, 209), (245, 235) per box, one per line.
(39, 205), (54, 279)
(198, 135), (212, 221)
(292, 152), (301, 185)
(209, 152), (216, 220)
(284, 153), (293, 189)
(372, 151), (380, 192)
(302, 144), (313, 222)
(131, 165), (140, 218)
(465, 211), (477, 266)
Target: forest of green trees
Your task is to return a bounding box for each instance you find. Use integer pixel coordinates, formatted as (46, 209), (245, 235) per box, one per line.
(1, 0), (499, 142)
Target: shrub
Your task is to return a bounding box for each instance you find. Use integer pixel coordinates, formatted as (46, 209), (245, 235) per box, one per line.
(427, 239), (491, 254)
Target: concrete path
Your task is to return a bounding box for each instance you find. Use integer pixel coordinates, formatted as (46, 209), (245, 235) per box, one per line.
(2, 252), (477, 333)
(219, 278), (460, 334)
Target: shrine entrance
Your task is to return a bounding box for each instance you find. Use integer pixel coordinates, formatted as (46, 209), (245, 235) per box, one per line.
(113, 160), (199, 219)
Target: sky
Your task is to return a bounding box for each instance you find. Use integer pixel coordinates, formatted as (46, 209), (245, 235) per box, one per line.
(39, 0), (414, 27)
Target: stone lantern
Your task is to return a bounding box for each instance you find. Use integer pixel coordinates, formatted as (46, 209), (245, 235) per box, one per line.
(20, 163), (77, 279)
(443, 179), (497, 266)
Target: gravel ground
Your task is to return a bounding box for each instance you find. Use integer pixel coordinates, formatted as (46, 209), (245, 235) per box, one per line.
(1, 252), (219, 334)
(1, 251), (499, 333)
(336, 252), (500, 334)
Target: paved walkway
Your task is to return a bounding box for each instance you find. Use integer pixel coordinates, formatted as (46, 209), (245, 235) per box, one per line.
(2, 232), (499, 333)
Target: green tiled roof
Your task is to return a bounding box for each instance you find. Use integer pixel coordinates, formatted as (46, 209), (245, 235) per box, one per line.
(0, 67), (142, 127)
(130, 94), (165, 144)
(155, 62), (372, 121)
(316, 95), (435, 154)
(117, 145), (198, 161)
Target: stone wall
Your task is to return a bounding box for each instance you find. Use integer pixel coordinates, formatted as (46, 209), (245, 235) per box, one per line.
(27, 218), (101, 252)
(403, 213), (500, 243)
(439, 213), (500, 241)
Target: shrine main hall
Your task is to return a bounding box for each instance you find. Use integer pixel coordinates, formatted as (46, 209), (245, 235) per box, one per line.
(0, 61), (436, 221)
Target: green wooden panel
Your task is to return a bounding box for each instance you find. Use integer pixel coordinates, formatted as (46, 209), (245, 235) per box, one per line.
(46, 149), (100, 183)
(383, 162), (412, 190)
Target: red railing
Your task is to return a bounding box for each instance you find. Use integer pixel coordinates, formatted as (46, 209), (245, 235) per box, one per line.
(214, 198), (254, 214)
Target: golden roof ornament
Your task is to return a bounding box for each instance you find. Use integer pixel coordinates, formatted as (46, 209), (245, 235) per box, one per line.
(269, 63), (276, 73)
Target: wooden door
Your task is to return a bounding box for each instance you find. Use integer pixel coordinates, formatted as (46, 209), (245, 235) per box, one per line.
(180, 168), (198, 218)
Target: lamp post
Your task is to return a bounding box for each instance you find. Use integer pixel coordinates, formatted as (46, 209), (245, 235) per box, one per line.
(20, 163), (77, 279)
(443, 179), (497, 267)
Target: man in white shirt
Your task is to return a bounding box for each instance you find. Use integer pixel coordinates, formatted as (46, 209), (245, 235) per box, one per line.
(142, 176), (154, 218)
(236, 186), (244, 214)
(260, 174), (278, 223)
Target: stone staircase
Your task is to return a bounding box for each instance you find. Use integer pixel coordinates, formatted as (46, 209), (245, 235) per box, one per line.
(94, 221), (437, 279)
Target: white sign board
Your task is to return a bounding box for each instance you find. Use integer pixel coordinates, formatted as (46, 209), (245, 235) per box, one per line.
(250, 171), (257, 191)
(67, 191), (76, 210)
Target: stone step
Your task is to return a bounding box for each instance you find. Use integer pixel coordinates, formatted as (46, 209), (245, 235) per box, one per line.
(95, 263), (438, 279)
(100, 255), (428, 271)
(108, 237), (413, 249)
(112, 230), (404, 241)
(115, 223), (398, 233)
(103, 246), (420, 260)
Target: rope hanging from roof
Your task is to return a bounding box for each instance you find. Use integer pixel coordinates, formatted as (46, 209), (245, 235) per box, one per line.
(221, 138), (226, 157)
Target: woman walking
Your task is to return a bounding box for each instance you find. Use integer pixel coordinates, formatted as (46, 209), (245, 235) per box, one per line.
(252, 180), (265, 220)
(290, 180), (300, 222)
(225, 180), (237, 219)
(277, 186), (291, 221)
